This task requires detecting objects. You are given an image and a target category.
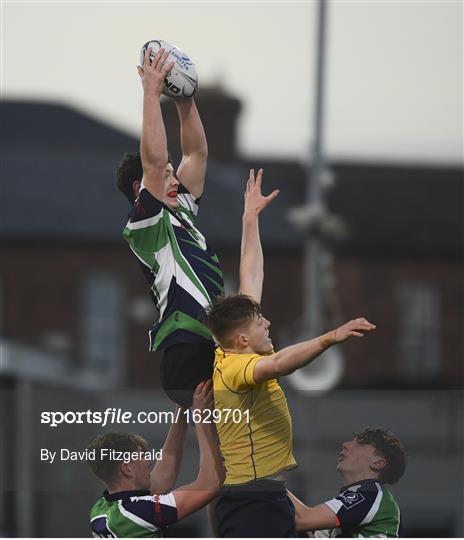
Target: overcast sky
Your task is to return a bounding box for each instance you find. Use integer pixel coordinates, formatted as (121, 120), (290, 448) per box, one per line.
(2, 1), (462, 164)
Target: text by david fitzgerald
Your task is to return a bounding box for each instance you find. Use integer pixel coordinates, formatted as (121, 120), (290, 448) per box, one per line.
(40, 448), (162, 464)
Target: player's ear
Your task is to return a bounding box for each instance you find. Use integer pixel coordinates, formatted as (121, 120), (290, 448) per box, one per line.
(236, 333), (248, 349)
(133, 180), (142, 198)
(119, 461), (133, 479)
(371, 456), (387, 472)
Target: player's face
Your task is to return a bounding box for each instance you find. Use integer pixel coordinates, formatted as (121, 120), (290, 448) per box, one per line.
(337, 438), (378, 478)
(163, 163), (180, 210)
(245, 314), (273, 355)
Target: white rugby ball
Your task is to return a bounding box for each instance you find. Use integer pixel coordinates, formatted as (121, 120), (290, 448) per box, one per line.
(140, 40), (198, 98)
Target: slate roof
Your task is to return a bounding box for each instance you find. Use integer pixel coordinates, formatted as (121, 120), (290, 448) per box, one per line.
(328, 162), (464, 258)
(2, 100), (463, 257)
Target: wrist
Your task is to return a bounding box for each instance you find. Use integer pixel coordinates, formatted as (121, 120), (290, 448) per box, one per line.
(242, 209), (259, 221)
(319, 330), (337, 350)
(174, 97), (193, 108)
(143, 87), (162, 101)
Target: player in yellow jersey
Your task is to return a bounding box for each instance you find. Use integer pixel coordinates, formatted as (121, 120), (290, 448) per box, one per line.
(203, 169), (376, 537)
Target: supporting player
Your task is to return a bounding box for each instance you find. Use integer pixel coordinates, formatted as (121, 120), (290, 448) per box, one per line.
(87, 381), (224, 537)
(203, 169), (376, 537)
(116, 46), (224, 407)
(288, 427), (407, 537)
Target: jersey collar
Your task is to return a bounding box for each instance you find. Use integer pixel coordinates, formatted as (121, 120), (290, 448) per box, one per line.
(103, 489), (150, 501)
(340, 478), (381, 492)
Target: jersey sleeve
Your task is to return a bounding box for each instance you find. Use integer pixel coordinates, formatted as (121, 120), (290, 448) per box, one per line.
(90, 515), (116, 538)
(323, 487), (378, 528)
(121, 493), (178, 530)
(226, 355), (263, 391)
(123, 188), (167, 269)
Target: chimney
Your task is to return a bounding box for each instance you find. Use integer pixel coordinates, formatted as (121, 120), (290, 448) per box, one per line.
(161, 85), (242, 163)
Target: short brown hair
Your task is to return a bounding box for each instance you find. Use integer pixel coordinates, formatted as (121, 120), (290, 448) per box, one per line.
(86, 432), (149, 484)
(203, 294), (261, 347)
(355, 427), (407, 484)
(115, 151), (174, 204)
(115, 152), (143, 204)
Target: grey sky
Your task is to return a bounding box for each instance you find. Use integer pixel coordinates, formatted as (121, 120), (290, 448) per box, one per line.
(2, 1), (462, 163)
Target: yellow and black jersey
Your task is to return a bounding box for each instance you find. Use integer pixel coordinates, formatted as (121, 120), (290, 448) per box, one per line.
(213, 347), (297, 485)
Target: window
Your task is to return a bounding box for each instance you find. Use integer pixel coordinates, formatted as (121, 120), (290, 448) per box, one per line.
(397, 281), (441, 378)
(82, 273), (125, 383)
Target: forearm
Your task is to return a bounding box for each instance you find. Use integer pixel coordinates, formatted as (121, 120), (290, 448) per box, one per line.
(194, 422), (224, 490)
(287, 490), (338, 532)
(239, 211), (264, 302)
(141, 93), (168, 170)
(150, 410), (188, 494)
(287, 490), (311, 528)
(273, 331), (337, 376)
(175, 99), (208, 157)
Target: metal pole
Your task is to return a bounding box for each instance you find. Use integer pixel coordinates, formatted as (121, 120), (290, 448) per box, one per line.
(304, 0), (328, 335)
(15, 378), (33, 536)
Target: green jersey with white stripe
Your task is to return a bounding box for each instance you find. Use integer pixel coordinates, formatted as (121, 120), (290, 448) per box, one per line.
(90, 489), (177, 538)
(315, 479), (401, 538)
(123, 184), (224, 351)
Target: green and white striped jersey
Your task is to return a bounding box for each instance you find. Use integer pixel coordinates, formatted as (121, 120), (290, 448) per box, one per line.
(123, 185), (224, 351)
(315, 479), (401, 538)
(90, 489), (177, 537)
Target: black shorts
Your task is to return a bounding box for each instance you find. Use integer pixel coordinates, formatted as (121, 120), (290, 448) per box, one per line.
(215, 479), (297, 538)
(160, 341), (215, 408)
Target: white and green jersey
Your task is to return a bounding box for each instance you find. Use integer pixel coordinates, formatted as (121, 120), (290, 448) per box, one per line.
(123, 184), (224, 351)
(90, 489), (177, 537)
(315, 479), (401, 538)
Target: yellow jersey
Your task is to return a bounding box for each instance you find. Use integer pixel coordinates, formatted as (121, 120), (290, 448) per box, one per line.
(213, 347), (297, 485)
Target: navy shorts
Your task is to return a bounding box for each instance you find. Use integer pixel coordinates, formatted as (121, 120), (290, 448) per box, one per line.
(160, 341), (215, 408)
(215, 479), (297, 538)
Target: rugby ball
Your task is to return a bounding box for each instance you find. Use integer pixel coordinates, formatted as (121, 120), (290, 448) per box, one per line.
(140, 40), (198, 98)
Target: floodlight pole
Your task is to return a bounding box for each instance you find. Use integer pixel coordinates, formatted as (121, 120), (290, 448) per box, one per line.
(304, 0), (328, 336)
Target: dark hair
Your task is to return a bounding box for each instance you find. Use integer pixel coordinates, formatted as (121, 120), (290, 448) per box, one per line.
(355, 427), (407, 484)
(203, 294), (261, 347)
(115, 151), (174, 204)
(86, 432), (149, 484)
(115, 152), (143, 204)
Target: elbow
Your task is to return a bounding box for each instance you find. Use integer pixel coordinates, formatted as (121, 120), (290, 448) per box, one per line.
(182, 146), (208, 161)
(142, 155), (167, 172)
(209, 465), (225, 492)
(199, 463), (224, 494)
(140, 145), (168, 170)
(197, 146), (208, 160)
(217, 462), (226, 486)
(196, 476), (221, 497)
(210, 482), (221, 498)
(213, 471), (224, 495)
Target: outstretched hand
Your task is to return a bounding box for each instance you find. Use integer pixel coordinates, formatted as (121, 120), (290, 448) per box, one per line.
(244, 169), (280, 216)
(137, 47), (175, 97)
(334, 318), (376, 343)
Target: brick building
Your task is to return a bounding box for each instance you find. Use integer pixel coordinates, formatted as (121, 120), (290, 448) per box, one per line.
(1, 94), (463, 538)
(0, 91), (464, 387)
(1, 95), (462, 389)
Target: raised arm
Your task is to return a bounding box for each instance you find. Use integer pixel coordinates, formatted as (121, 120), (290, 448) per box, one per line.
(287, 490), (339, 532)
(239, 169), (279, 303)
(253, 318), (376, 384)
(137, 47), (175, 200)
(175, 99), (208, 198)
(150, 405), (188, 495)
(171, 381), (225, 520)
